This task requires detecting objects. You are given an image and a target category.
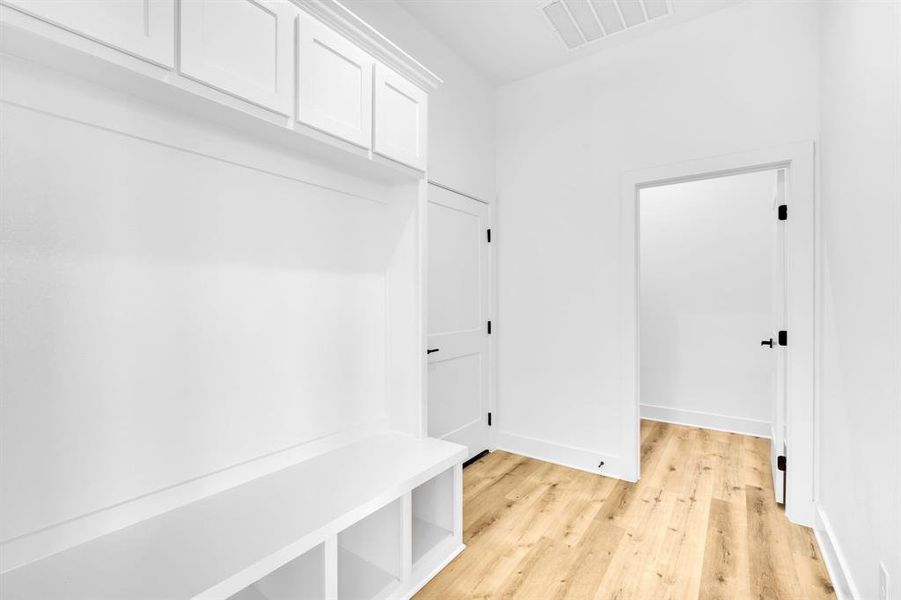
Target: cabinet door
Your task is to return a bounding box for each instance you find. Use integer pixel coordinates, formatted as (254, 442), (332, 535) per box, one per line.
(3, 0), (175, 67)
(373, 64), (428, 171)
(179, 0), (294, 115)
(297, 14), (373, 148)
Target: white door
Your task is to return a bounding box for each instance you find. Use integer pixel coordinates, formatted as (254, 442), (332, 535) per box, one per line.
(769, 169), (788, 504)
(297, 14), (373, 148)
(4, 0), (175, 67)
(179, 0), (294, 115)
(427, 185), (490, 460)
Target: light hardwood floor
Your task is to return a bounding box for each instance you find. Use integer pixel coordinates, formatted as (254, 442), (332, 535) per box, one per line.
(414, 420), (835, 600)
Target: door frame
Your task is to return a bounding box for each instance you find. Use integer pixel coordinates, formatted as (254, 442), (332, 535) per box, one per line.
(619, 141), (816, 526)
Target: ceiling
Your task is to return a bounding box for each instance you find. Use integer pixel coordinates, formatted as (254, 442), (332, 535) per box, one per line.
(396, 0), (740, 84)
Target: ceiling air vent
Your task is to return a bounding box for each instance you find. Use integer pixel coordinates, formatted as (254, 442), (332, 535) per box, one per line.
(541, 0), (672, 50)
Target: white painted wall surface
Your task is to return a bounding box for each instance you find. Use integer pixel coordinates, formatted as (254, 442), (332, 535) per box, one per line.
(495, 1), (819, 476)
(817, 2), (901, 597)
(342, 0), (496, 202)
(639, 172), (774, 436)
(0, 57), (398, 544)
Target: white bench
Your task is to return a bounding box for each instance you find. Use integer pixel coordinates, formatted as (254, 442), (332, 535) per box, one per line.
(1, 434), (466, 600)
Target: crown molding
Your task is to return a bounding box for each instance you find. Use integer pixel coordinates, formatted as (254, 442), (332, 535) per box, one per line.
(293, 0), (443, 92)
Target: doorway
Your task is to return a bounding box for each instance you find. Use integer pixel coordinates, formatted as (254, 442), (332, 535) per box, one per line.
(639, 169), (787, 503)
(620, 142), (816, 526)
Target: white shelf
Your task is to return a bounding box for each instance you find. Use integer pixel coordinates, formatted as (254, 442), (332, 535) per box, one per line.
(337, 547), (398, 600)
(1, 434), (466, 600)
(412, 518), (454, 565)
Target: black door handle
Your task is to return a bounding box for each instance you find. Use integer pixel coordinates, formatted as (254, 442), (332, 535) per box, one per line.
(426, 348), (440, 354)
(761, 338), (774, 348)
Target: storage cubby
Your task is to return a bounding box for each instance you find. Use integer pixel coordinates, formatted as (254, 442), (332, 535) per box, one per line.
(412, 467), (456, 566)
(338, 500), (403, 600)
(229, 543), (325, 600)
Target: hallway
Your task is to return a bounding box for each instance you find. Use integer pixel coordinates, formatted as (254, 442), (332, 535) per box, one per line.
(415, 421), (835, 599)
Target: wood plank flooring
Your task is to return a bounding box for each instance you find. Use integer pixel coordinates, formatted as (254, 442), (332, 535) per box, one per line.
(414, 420), (835, 600)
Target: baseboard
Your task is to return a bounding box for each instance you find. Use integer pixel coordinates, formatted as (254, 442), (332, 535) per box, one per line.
(496, 431), (630, 481)
(814, 504), (859, 600)
(640, 404), (771, 438)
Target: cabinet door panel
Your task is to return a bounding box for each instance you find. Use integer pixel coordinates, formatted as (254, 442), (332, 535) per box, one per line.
(297, 14), (372, 148)
(3, 0), (175, 67)
(180, 0), (293, 115)
(373, 64), (427, 171)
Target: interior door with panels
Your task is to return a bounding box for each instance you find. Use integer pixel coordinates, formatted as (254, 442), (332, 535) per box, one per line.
(2, 0), (175, 67)
(179, 0), (294, 115)
(373, 64), (427, 171)
(427, 185), (490, 460)
(296, 14), (373, 148)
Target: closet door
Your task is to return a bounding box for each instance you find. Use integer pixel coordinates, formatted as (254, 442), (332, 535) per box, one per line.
(3, 0), (175, 67)
(179, 0), (294, 115)
(373, 64), (427, 171)
(297, 14), (373, 148)
(427, 185), (491, 460)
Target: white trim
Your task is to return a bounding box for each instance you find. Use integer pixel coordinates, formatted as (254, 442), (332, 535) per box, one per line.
(814, 504), (860, 600)
(293, 0), (442, 92)
(621, 141), (817, 525)
(640, 404), (771, 438)
(496, 431), (631, 482)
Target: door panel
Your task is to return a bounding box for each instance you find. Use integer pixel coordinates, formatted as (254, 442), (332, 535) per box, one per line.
(179, 0), (294, 114)
(427, 185), (489, 459)
(373, 64), (427, 170)
(771, 169), (787, 504)
(297, 14), (373, 148)
(4, 0), (175, 67)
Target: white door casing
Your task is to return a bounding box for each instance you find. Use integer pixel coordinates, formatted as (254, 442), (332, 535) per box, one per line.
(179, 0), (294, 115)
(427, 185), (490, 460)
(2, 0), (175, 67)
(296, 13), (373, 148)
(622, 142), (816, 526)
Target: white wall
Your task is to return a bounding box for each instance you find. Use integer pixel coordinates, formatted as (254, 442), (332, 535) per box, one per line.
(640, 171), (774, 436)
(0, 55), (405, 554)
(495, 1), (820, 476)
(342, 0), (496, 202)
(817, 1), (901, 597)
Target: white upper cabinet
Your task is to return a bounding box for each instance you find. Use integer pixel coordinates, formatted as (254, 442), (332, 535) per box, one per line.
(3, 0), (175, 67)
(373, 64), (428, 171)
(179, 0), (294, 115)
(297, 14), (373, 149)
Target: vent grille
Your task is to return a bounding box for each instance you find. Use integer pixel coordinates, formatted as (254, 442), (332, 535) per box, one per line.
(542, 0), (672, 50)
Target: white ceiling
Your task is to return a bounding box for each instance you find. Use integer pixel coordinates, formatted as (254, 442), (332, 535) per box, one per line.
(396, 0), (740, 84)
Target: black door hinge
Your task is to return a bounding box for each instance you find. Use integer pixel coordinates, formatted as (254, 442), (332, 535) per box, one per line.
(778, 205), (788, 221)
(488, 412), (492, 427)
(777, 455), (786, 472)
(778, 330), (788, 347)
(487, 320), (492, 335)
(487, 228), (492, 243)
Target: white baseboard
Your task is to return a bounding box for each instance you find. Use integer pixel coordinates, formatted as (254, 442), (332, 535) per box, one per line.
(640, 404), (771, 438)
(814, 504), (859, 600)
(496, 431), (631, 482)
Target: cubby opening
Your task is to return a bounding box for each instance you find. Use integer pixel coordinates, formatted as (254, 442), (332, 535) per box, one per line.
(229, 543), (325, 600)
(412, 467), (455, 566)
(338, 499), (402, 600)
